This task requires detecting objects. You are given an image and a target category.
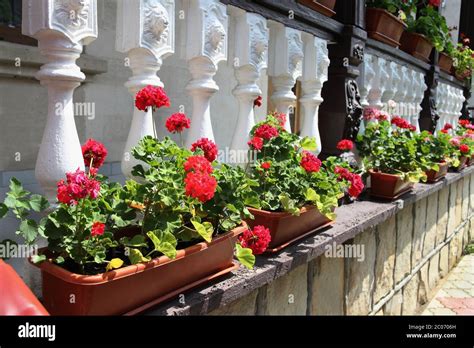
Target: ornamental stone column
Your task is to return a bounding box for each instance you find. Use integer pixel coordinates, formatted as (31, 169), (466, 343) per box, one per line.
(116, 0), (175, 178)
(22, 0), (97, 203)
(268, 21), (303, 132)
(183, 0), (228, 148)
(299, 33), (329, 155)
(228, 7), (268, 156)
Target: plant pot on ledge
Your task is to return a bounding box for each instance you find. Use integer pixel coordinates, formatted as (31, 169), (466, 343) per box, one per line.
(453, 156), (469, 172)
(31, 225), (245, 316)
(426, 162), (448, 183)
(366, 8), (407, 48)
(438, 52), (453, 74)
(246, 206), (333, 253)
(369, 170), (414, 200)
(297, 0), (336, 17)
(400, 31), (433, 62)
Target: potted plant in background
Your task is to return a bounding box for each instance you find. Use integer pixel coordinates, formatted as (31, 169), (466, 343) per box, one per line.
(356, 115), (426, 199)
(5, 87), (270, 316)
(452, 34), (474, 81)
(452, 119), (474, 168)
(365, 0), (414, 48)
(245, 113), (363, 252)
(401, 0), (447, 62)
(297, 0), (337, 18)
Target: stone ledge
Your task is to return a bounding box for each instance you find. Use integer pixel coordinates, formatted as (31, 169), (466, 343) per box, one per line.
(144, 166), (474, 315)
(0, 41), (108, 81)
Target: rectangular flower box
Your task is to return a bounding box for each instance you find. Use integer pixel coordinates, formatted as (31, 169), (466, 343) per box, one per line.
(400, 31), (433, 62)
(438, 52), (453, 74)
(426, 162), (449, 183)
(453, 156), (469, 172)
(297, 0), (336, 17)
(31, 225), (245, 315)
(246, 206), (333, 253)
(369, 170), (414, 200)
(366, 8), (407, 48)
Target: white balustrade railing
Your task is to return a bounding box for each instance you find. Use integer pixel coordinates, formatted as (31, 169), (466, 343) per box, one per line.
(116, 0), (175, 179)
(299, 33), (329, 155)
(22, 0), (98, 203)
(228, 7), (268, 155)
(435, 82), (465, 131)
(268, 21), (303, 132)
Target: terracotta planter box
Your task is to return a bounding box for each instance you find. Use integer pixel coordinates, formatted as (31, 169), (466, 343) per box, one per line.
(369, 170), (414, 200)
(297, 0), (336, 17)
(453, 156), (469, 171)
(246, 206), (333, 253)
(400, 31), (433, 62)
(438, 52), (453, 74)
(366, 8), (407, 48)
(31, 226), (245, 315)
(426, 162), (448, 183)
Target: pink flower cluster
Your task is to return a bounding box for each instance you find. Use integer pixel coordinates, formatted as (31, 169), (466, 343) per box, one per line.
(363, 107), (389, 121)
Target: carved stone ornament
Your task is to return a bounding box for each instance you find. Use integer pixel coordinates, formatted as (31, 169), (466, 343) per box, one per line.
(249, 19), (269, 69)
(352, 43), (364, 63)
(204, 4), (227, 63)
(344, 79), (363, 140)
(142, 0), (170, 50)
(288, 31), (304, 77)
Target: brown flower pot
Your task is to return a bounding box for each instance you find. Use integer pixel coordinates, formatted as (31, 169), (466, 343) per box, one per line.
(438, 52), (453, 74)
(400, 31), (434, 62)
(453, 156), (469, 171)
(426, 162), (448, 183)
(366, 8), (407, 48)
(246, 206), (333, 253)
(297, 0), (336, 17)
(369, 170), (414, 200)
(31, 225), (245, 315)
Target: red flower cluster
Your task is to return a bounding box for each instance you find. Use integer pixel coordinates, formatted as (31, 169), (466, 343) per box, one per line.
(183, 155), (217, 202)
(428, 0), (441, 6)
(459, 119), (471, 127)
(336, 139), (354, 152)
(82, 139), (107, 169)
(135, 85), (170, 112)
(459, 144), (470, 154)
(443, 123), (453, 131)
(191, 138), (218, 162)
(334, 166), (364, 198)
(391, 116), (416, 131)
(248, 136), (263, 151)
(300, 151), (321, 173)
(91, 222), (105, 237)
(440, 129), (448, 134)
(165, 113), (190, 134)
(254, 96), (263, 108)
(239, 225), (271, 255)
(57, 168), (101, 205)
(183, 155), (213, 174)
(261, 161), (271, 170)
(255, 124), (279, 140)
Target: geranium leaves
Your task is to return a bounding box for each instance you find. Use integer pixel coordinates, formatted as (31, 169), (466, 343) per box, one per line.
(147, 230), (177, 259)
(191, 220), (214, 243)
(235, 244), (255, 270)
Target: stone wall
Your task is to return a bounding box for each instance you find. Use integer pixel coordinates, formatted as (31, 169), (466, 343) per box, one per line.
(203, 172), (474, 316)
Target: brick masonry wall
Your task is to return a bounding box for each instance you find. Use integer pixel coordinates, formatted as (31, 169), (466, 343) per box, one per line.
(208, 173), (474, 316)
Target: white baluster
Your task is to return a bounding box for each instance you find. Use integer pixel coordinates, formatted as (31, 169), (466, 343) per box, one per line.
(367, 56), (389, 109)
(299, 34), (329, 155)
(268, 21), (303, 132)
(360, 54), (375, 108)
(381, 61), (399, 110)
(116, 0), (175, 179)
(436, 82), (448, 131)
(228, 8), (268, 156)
(22, 0), (97, 203)
(183, 0), (228, 147)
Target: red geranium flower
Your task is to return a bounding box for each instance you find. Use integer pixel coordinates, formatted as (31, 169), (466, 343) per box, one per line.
(459, 119), (470, 127)
(336, 139), (354, 152)
(428, 0), (440, 6)
(57, 168), (101, 205)
(273, 112), (287, 128)
(440, 129), (448, 134)
(391, 116), (415, 131)
(348, 174), (364, 198)
(184, 155), (213, 174)
(248, 136), (264, 151)
(255, 124), (279, 140)
(135, 85), (170, 112)
(239, 225), (271, 255)
(443, 123), (453, 131)
(261, 161), (271, 170)
(300, 151), (321, 173)
(254, 96), (263, 108)
(91, 222), (105, 237)
(459, 144), (470, 154)
(165, 113), (190, 134)
(82, 139), (107, 169)
(191, 138), (218, 162)
(184, 172), (217, 203)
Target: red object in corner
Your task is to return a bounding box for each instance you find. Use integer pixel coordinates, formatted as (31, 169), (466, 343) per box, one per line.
(0, 260), (49, 315)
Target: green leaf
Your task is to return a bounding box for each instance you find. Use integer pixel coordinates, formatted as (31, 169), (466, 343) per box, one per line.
(235, 244), (255, 269)
(8, 178), (27, 197)
(279, 194), (300, 216)
(191, 220), (214, 243)
(29, 194), (49, 212)
(31, 254), (47, 264)
(300, 137), (317, 151)
(18, 219), (38, 244)
(304, 188), (319, 202)
(0, 203), (7, 219)
(120, 234), (148, 248)
(128, 248), (150, 265)
(106, 258), (124, 272)
(146, 230), (177, 259)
